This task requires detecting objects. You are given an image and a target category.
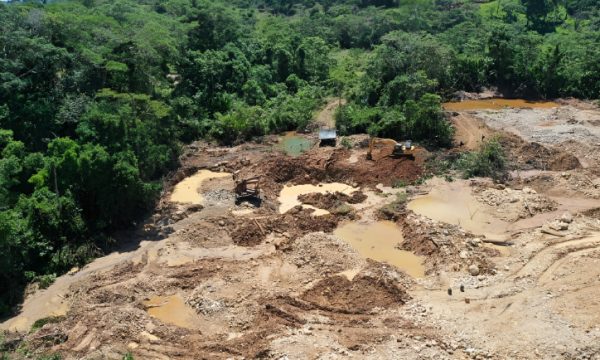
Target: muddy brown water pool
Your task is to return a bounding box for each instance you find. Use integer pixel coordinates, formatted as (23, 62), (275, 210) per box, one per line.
(144, 294), (200, 329)
(278, 183), (358, 215)
(407, 178), (509, 239)
(443, 99), (559, 111)
(334, 221), (425, 278)
(170, 170), (231, 204)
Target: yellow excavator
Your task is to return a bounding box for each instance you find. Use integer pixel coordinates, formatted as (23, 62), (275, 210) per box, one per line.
(366, 137), (415, 161)
(233, 171), (261, 203)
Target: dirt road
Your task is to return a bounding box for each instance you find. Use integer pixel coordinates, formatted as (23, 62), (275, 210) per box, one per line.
(314, 98), (346, 128)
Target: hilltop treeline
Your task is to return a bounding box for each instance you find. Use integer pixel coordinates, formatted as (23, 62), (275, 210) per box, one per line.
(0, 0), (598, 315)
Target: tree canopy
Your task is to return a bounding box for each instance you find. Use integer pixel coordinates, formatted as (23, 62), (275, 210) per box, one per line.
(0, 0), (598, 315)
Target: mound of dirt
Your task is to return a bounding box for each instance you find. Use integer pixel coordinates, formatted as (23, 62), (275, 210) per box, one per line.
(297, 190), (367, 210)
(281, 232), (364, 276)
(475, 187), (557, 222)
(399, 212), (498, 275)
(500, 134), (581, 171)
(301, 262), (411, 314)
(231, 207), (340, 246)
(266, 149), (424, 187)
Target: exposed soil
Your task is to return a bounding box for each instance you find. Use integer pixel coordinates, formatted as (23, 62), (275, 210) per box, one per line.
(297, 190), (367, 210)
(301, 261), (411, 314)
(3, 99), (600, 360)
(499, 133), (582, 171)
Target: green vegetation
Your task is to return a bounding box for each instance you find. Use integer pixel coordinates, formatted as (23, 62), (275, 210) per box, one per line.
(30, 316), (65, 333)
(340, 137), (352, 149)
(378, 192), (409, 220)
(456, 138), (509, 181)
(36, 355), (61, 360)
(0, 0), (598, 316)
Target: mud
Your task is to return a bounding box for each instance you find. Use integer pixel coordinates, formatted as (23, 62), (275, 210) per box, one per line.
(407, 178), (510, 239)
(144, 294), (200, 329)
(170, 170), (231, 204)
(278, 183), (358, 214)
(231, 208), (340, 246)
(334, 221), (425, 278)
(4, 99), (600, 360)
(265, 148), (424, 188)
(297, 190), (367, 211)
(301, 263), (411, 314)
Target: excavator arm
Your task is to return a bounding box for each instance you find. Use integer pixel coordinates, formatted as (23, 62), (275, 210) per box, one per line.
(367, 138), (399, 160)
(367, 137), (415, 161)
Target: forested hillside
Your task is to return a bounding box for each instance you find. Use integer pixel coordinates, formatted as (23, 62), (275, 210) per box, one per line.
(1, 0), (598, 315)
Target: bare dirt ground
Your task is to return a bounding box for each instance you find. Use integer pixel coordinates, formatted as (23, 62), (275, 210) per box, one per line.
(2, 99), (600, 360)
(314, 98), (346, 129)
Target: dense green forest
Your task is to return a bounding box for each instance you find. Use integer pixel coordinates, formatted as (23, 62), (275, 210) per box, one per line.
(0, 0), (598, 316)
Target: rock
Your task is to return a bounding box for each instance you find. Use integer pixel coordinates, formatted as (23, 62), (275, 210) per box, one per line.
(185, 204), (204, 214)
(560, 212), (573, 224)
(468, 238), (482, 247)
(468, 264), (480, 276)
(549, 220), (569, 231)
(218, 220), (225, 227)
(459, 250), (470, 259)
(140, 331), (160, 343)
(523, 187), (537, 194)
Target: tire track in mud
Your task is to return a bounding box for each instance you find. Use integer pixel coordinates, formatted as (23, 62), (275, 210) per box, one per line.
(510, 234), (600, 283)
(537, 246), (600, 286)
(455, 233), (600, 302)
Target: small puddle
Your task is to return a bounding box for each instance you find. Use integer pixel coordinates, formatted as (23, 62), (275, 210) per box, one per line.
(144, 294), (199, 329)
(443, 99), (559, 111)
(279, 131), (313, 157)
(170, 170), (231, 204)
(334, 221), (425, 278)
(278, 183), (358, 214)
(407, 179), (509, 239)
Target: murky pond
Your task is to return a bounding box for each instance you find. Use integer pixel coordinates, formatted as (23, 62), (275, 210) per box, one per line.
(278, 183), (358, 214)
(443, 99), (559, 111)
(279, 131), (313, 157)
(334, 221), (425, 278)
(170, 170), (231, 204)
(407, 178), (509, 239)
(144, 294), (199, 329)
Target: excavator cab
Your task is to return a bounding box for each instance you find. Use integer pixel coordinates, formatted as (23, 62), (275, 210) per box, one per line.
(233, 171), (261, 205)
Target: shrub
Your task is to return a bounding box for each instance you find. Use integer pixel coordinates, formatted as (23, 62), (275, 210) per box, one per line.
(456, 138), (508, 181)
(340, 137), (352, 149)
(378, 192), (408, 220)
(392, 179), (408, 188)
